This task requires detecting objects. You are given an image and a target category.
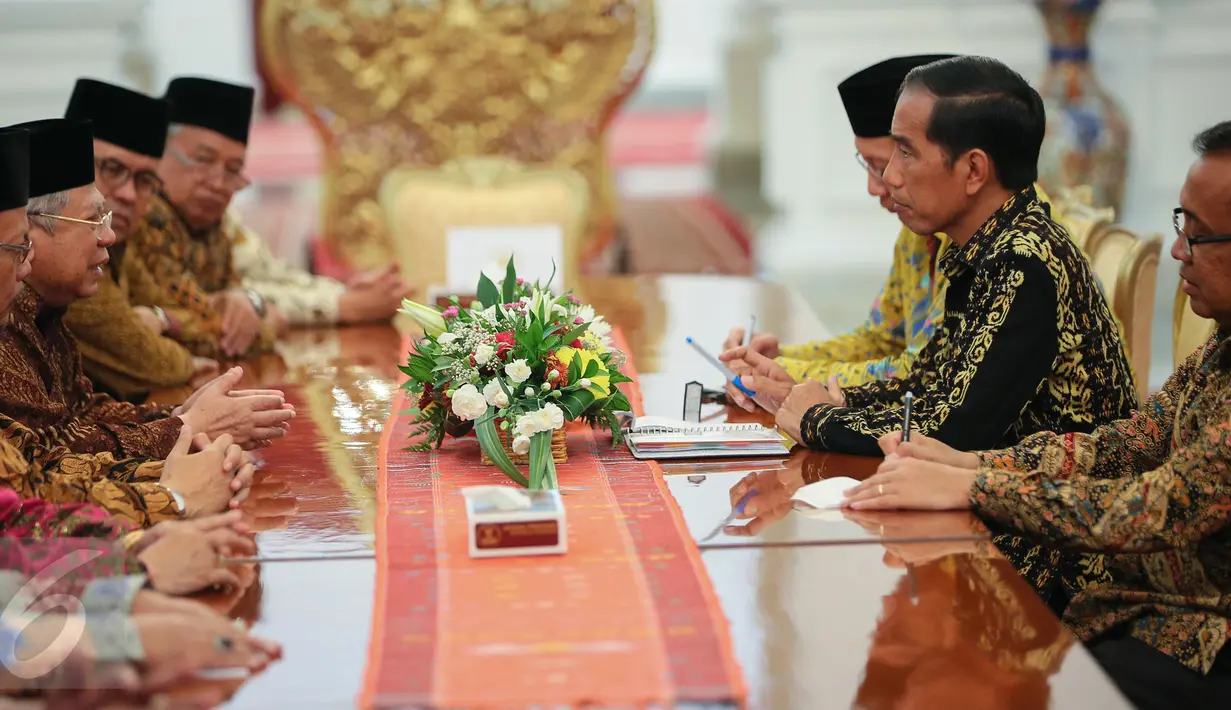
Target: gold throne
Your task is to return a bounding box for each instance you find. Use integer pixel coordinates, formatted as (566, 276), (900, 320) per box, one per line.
(259, 0), (656, 284)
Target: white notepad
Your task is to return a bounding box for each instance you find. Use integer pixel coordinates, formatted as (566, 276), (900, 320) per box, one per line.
(624, 416), (791, 460)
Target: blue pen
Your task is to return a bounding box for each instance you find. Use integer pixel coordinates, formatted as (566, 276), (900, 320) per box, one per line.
(685, 337), (758, 398)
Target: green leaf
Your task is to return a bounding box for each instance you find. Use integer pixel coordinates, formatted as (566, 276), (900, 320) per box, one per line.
(477, 272), (501, 309)
(543, 335), (560, 351)
(557, 389), (596, 419)
(559, 323), (588, 345)
(607, 371), (633, 385)
(567, 356), (582, 384)
(583, 359), (600, 378)
(528, 431), (558, 490)
(501, 257), (518, 305)
(475, 415), (529, 487)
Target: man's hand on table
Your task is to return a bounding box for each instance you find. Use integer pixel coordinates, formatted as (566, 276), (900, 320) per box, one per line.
(212, 290), (263, 358)
(160, 428), (255, 517)
(339, 265), (411, 324)
(721, 327), (781, 359)
(137, 518), (255, 595)
(718, 346), (797, 412)
(878, 431), (980, 470)
(772, 376), (844, 444)
(844, 456), (978, 511)
(134, 612), (282, 689)
(132, 306), (164, 335)
(176, 367), (295, 450)
(264, 304), (291, 338)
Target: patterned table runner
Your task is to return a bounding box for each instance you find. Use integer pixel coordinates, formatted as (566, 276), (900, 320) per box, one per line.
(361, 330), (745, 709)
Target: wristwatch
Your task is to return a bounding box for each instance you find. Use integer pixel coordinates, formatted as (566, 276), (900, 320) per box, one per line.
(151, 305), (171, 333)
(156, 483), (187, 518)
(245, 289), (267, 317)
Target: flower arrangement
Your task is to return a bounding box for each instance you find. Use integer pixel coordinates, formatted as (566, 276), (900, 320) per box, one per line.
(398, 259), (633, 489)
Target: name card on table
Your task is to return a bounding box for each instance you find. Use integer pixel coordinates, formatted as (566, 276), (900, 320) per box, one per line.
(432, 224), (565, 307)
(462, 486), (568, 559)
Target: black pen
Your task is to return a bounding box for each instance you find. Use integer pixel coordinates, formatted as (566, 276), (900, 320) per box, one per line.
(902, 391), (913, 442)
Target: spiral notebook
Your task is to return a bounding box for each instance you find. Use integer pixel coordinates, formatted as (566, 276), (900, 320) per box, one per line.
(624, 416), (792, 460)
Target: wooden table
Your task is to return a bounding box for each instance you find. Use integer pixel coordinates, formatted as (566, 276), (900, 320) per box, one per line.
(165, 275), (1131, 709)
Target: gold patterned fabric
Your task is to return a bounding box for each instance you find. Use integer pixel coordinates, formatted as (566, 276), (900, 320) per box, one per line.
(126, 194), (276, 359)
(975, 329), (1231, 675)
(63, 249), (198, 401)
(778, 185), (1064, 388)
(778, 226), (950, 387)
(800, 186), (1136, 456)
(228, 208), (346, 327)
(0, 288), (182, 459)
(0, 415), (178, 528)
(259, 0), (655, 273)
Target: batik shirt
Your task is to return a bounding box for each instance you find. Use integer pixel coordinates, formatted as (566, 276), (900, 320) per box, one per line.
(0, 487), (147, 613)
(0, 288), (182, 459)
(799, 186), (1136, 457)
(126, 194), (276, 360)
(777, 227), (949, 387)
(974, 329), (1231, 675)
(229, 208), (346, 326)
(64, 248), (198, 401)
(777, 185), (1062, 388)
(0, 417), (179, 528)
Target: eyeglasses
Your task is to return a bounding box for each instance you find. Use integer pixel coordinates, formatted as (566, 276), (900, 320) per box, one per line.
(1173, 207), (1231, 256)
(167, 146), (251, 191)
(28, 210), (112, 241)
(856, 152), (886, 183)
(96, 157), (164, 198)
(0, 235), (31, 263)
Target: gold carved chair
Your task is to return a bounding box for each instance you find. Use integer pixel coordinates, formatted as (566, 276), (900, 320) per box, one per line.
(1049, 185), (1115, 253)
(380, 157), (589, 292)
(1173, 280), (1218, 371)
(1083, 225), (1163, 401)
(259, 0), (656, 275)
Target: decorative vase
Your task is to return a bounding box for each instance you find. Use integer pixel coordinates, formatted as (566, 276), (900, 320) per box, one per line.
(480, 424), (568, 466)
(1035, 0), (1130, 215)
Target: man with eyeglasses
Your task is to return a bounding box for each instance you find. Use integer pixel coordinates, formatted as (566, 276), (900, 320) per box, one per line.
(58, 79), (219, 401)
(848, 119), (1231, 710)
(0, 129), (32, 325)
(0, 117), (294, 467)
(720, 55), (1064, 409)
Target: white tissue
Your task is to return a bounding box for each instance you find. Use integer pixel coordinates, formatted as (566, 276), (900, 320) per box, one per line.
(460, 485), (533, 511)
(790, 476), (860, 511)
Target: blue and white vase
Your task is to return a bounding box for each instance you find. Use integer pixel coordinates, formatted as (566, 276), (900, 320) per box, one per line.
(1036, 0), (1130, 215)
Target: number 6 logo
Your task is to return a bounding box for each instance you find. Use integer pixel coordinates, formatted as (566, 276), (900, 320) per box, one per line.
(1, 548), (106, 680)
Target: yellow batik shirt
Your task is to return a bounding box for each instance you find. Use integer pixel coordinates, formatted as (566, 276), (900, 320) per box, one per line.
(227, 208), (347, 327)
(975, 329), (1231, 676)
(64, 248), (198, 401)
(777, 185), (1061, 388)
(125, 194), (275, 360)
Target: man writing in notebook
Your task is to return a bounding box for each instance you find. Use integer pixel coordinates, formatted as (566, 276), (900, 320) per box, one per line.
(723, 56), (1135, 457)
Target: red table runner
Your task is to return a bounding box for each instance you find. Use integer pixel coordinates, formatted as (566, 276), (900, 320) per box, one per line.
(361, 330), (745, 709)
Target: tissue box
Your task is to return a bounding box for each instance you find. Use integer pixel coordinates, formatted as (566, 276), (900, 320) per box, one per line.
(465, 489), (568, 558)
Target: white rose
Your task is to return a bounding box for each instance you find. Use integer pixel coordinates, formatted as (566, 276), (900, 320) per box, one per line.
(511, 435), (531, 455)
(540, 402), (565, 430)
(474, 344), (495, 366)
(514, 416), (538, 438)
(482, 380), (504, 406)
(437, 332), (459, 345)
(505, 358), (532, 383)
(579, 378), (591, 388)
(450, 384), (489, 421)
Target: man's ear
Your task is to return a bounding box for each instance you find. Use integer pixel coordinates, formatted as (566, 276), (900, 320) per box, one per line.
(963, 149), (993, 196)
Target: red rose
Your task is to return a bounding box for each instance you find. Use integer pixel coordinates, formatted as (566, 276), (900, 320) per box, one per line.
(571, 339), (583, 349)
(494, 331), (516, 359)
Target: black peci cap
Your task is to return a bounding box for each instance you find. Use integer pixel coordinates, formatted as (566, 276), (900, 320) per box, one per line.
(66, 78), (170, 158)
(0, 128), (30, 212)
(838, 54), (959, 138)
(164, 77), (255, 145)
(7, 119), (95, 198)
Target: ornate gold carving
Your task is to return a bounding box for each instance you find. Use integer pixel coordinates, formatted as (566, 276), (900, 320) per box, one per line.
(259, 0), (655, 272)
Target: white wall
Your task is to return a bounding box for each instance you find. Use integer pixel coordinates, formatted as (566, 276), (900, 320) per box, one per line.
(142, 0), (258, 93)
(639, 0), (739, 96)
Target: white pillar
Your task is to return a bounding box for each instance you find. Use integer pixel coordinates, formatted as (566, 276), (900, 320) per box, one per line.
(707, 0), (775, 233)
(0, 0), (149, 126)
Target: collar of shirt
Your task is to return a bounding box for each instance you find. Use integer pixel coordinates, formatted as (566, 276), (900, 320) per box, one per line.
(939, 184), (1041, 280)
(153, 191), (221, 241)
(14, 285), (64, 333)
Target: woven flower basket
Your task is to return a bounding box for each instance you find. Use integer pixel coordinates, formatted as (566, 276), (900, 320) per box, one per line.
(480, 424), (568, 466)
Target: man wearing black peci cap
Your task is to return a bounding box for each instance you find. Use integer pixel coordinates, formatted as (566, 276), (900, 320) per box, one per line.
(0, 128), (33, 326)
(0, 116), (291, 473)
(126, 76), (409, 361)
(60, 78), (219, 400)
